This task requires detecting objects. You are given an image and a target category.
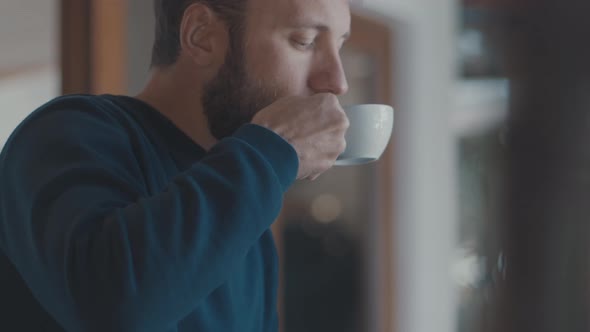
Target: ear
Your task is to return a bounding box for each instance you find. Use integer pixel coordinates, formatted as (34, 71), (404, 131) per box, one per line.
(179, 3), (227, 66)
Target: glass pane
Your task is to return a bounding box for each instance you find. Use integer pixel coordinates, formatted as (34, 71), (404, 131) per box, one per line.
(281, 48), (380, 332)
(453, 3), (510, 331)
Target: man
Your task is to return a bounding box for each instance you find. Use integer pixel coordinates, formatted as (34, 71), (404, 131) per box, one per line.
(0, 0), (350, 331)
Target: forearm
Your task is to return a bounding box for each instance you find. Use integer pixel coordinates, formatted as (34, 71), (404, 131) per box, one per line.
(1, 122), (297, 331)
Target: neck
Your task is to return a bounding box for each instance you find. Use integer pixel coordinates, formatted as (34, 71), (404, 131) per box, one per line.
(135, 66), (218, 151)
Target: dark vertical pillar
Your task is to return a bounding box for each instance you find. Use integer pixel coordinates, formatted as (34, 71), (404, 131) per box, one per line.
(501, 1), (590, 331)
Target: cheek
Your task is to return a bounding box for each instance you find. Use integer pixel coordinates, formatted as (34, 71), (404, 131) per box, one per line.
(246, 40), (311, 96)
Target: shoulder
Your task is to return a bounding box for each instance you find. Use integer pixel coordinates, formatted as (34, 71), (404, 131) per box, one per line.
(0, 94), (139, 171)
(0, 94), (148, 194)
(18, 94), (129, 130)
(2, 94), (132, 151)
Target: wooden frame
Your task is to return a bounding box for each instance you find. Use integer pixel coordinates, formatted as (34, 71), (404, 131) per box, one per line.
(61, 0), (127, 95)
(338, 12), (395, 332)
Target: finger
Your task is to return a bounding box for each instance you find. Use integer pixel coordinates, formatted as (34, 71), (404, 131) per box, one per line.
(309, 174), (320, 181)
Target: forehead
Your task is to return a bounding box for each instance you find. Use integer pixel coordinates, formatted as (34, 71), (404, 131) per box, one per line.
(245, 0), (351, 31)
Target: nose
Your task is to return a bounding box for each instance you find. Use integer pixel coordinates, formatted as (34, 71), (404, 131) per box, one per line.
(309, 50), (349, 96)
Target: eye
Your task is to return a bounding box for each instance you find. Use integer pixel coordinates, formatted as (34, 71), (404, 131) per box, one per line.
(291, 37), (316, 50)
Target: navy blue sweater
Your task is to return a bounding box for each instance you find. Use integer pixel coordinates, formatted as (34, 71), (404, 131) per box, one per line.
(0, 95), (298, 332)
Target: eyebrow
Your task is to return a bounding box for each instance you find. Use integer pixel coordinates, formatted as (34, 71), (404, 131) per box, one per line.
(290, 22), (351, 41)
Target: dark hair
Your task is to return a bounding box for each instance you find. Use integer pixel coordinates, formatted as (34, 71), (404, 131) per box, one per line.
(151, 0), (247, 67)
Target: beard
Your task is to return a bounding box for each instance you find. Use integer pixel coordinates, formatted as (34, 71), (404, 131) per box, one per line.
(202, 37), (280, 140)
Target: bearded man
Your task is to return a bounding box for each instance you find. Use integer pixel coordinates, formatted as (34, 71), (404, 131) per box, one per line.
(0, 0), (351, 331)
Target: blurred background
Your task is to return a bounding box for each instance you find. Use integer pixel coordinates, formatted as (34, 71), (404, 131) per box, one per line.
(1, 0), (588, 332)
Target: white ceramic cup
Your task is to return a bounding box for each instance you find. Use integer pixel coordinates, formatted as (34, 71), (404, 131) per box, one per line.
(335, 104), (394, 166)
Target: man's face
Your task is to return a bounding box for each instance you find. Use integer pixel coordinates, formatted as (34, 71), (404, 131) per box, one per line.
(203, 0), (351, 139)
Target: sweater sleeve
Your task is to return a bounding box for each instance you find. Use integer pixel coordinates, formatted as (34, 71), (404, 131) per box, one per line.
(0, 105), (298, 332)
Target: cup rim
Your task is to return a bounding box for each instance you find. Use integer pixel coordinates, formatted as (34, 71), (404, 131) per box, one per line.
(343, 104), (394, 110)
